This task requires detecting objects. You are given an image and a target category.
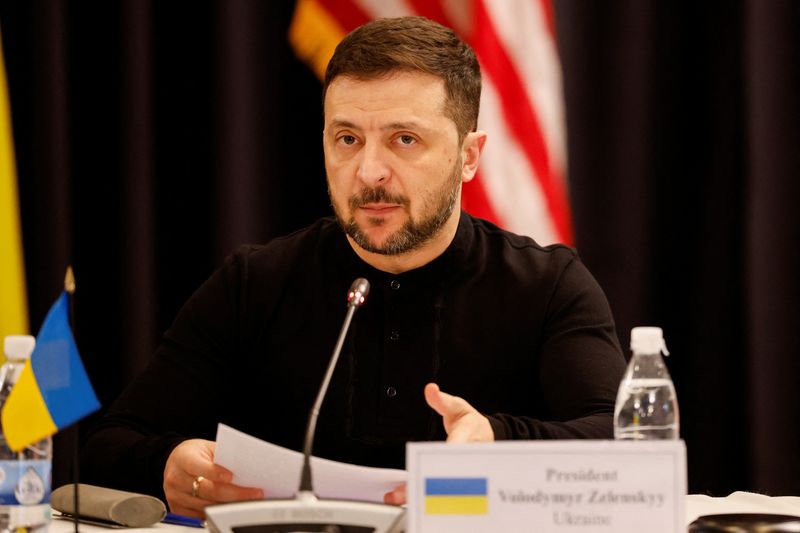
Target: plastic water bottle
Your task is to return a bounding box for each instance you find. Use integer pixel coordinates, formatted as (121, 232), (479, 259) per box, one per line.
(0, 335), (52, 533)
(613, 327), (679, 440)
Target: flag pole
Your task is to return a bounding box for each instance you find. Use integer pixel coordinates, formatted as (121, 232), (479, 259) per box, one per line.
(64, 266), (80, 533)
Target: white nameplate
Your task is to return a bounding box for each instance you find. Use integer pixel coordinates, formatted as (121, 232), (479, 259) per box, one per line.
(407, 440), (686, 533)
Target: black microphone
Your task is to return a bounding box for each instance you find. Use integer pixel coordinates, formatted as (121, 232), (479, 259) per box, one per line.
(299, 278), (370, 493)
(204, 277), (405, 533)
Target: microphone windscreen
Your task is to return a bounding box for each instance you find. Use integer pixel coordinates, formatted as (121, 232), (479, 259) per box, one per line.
(51, 483), (167, 527)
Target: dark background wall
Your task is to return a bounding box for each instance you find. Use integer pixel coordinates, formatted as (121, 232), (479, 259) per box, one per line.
(1, 0), (798, 496)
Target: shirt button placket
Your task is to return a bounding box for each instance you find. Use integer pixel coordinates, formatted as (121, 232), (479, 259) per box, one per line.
(387, 280), (401, 345)
(383, 279), (402, 415)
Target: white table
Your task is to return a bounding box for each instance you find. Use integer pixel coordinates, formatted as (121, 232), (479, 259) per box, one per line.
(686, 491), (800, 523)
(49, 492), (800, 532)
(50, 520), (194, 532)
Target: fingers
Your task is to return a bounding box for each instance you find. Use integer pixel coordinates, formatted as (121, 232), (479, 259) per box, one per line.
(424, 383), (445, 415)
(383, 483), (407, 506)
(424, 383), (474, 426)
(424, 383), (470, 419)
(163, 439), (263, 518)
(181, 444), (235, 485)
(168, 477), (263, 518)
(445, 416), (487, 443)
(193, 476), (264, 503)
(425, 383), (495, 443)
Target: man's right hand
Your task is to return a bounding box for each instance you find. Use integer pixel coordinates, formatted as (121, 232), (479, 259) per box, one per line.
(163, 439), (264, 518)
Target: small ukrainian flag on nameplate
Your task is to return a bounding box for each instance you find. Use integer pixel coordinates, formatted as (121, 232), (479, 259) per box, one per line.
(425, 477), (488, 515)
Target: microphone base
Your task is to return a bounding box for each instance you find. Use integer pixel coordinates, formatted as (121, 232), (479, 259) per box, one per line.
(205, 492), (405, 533)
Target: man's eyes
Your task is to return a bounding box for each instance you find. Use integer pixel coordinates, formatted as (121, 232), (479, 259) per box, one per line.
(334, 133), (418, 147)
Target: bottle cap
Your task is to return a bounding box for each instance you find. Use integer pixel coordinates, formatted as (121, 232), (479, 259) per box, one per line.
(630, 327), (670, 356)
(3, 335), (36, 360)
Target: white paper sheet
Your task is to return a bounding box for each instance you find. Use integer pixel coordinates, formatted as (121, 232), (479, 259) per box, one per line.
(213, 423), (407, 503)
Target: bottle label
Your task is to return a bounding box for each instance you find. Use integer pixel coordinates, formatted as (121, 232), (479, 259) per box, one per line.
(0, 459), (51, 505)
(2, 504), (51, 529)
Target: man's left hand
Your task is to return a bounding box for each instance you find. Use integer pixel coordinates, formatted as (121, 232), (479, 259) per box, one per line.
(383, 383), (495, 506)
(423, 382), (495, 442)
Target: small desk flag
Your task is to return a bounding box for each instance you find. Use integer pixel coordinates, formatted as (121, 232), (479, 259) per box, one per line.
(1, 292), (100, 451)
(425, 477), (489, 515)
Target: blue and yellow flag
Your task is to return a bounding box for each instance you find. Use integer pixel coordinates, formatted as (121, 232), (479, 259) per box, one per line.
(0, 26), (30, 348)
(1, 292), (100, 451)
(425, 477), (489, 515)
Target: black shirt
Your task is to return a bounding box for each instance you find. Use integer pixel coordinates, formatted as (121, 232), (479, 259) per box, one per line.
(82, 213), (626, 500)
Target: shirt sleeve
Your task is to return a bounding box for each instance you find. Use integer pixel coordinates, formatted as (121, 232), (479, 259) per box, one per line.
(80, 251), (245, 501)
(486, 255), (627, 440)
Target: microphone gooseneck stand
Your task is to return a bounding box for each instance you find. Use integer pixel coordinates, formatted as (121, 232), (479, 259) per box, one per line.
(204, 279), (406, 533)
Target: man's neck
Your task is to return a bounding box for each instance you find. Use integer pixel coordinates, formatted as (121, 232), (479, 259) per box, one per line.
(346, 210), (462, 274)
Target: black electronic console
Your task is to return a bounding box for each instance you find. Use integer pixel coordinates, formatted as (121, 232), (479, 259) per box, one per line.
(205, 279), (406, 533)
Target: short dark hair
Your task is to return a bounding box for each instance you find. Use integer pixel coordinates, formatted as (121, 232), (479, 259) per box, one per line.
(323, 16), (482, 140)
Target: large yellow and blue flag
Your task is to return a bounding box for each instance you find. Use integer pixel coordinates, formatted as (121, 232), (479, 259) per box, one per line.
(1, 292), (100, 451)
(0, 26), (30, 348)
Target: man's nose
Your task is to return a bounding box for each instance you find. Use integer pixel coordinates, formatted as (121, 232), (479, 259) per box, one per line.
(356, 142), (390, 186)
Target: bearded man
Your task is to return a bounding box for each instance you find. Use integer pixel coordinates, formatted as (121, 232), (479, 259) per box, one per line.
(82, 16), (626, 519)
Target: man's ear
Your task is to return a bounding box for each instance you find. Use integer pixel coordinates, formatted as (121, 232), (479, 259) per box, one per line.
(460, 131), (487, 183)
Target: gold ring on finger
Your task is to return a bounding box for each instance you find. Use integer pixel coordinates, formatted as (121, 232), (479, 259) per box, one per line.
(191, 475), (204, 498)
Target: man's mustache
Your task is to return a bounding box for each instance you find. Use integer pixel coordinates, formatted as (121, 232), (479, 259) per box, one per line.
(349, 187), (410, 210)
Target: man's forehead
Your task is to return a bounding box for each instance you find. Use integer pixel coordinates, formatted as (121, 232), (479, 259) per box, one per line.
(326, 72), (445, 97)
(324, 71), (449, 123)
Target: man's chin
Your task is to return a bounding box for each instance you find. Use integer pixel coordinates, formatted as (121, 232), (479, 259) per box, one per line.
(356, 209), (404, 230)
(352, 231), (403, 255)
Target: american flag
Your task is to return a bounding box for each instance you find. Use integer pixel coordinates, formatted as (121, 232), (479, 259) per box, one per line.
(290, 0), (571, 245)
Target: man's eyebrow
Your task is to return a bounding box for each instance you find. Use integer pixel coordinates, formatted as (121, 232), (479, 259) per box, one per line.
(328, 119), (357, 129)
(382, 121), (430, 132)
(327, 119), (431, 132)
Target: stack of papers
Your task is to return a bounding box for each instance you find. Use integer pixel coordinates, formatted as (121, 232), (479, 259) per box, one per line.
(213, 424), (407, 503)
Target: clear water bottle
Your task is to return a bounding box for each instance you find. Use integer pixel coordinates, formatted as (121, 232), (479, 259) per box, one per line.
(0, 335), (53, 533)
(613, 327), (679, 440)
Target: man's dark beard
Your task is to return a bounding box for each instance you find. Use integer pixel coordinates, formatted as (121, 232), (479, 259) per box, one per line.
(332, 163), (461, 256)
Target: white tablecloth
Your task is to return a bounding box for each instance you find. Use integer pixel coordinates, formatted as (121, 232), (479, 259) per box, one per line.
(49, 492), (800, 532)
(686, 491), (800, 524)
